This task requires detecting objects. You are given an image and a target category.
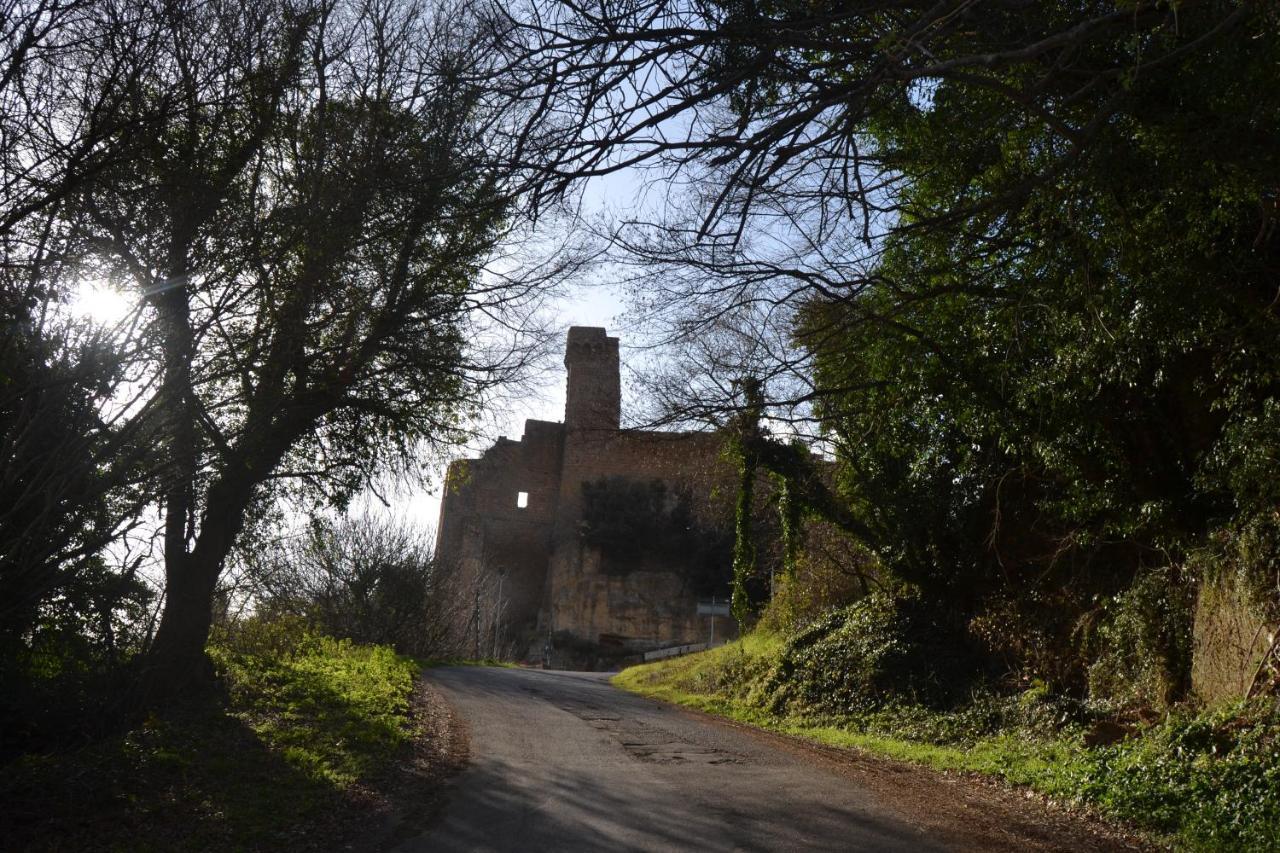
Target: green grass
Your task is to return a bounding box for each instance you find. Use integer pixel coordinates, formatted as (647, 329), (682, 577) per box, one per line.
(211, 633), (418, 787)
(614, 635), (1280, 852)
(2, 628), (422, 852)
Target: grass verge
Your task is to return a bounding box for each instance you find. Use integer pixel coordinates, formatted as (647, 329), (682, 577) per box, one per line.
(614, 635), (1280, 852)
(2, 623), (425, 852)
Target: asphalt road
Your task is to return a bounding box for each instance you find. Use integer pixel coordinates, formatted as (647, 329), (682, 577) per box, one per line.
(393, 666), (1134, 853)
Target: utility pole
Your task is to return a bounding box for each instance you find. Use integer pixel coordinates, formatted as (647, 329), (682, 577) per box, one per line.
(492, 570), (505, 659)
(472, 584), (480, 660)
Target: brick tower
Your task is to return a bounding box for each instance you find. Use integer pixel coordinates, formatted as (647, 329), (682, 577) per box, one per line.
(563, 327), (620, 432)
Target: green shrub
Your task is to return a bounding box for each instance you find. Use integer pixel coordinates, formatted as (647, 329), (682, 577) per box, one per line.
(1, 559), (155, 758)
(1086, 565), (1196, 709)
(758, 528), (875, 633)
(1079, 701), (1280, 850)
(1191, 517), (1280, 622)
(212, 612), (312, 659)
(755, 591), (982, 716)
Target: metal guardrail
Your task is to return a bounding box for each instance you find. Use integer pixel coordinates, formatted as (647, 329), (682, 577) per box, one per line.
(642, 642), (709, 662)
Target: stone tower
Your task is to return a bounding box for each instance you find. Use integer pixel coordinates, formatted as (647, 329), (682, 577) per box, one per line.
(563, 327), (620, 432)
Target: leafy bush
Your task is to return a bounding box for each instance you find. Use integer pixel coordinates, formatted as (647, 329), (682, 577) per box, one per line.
(1086, 565), (1196, 710)
(758, 523), (876, 633)
(1193, 518), (1280, 622)
(1078, 701), (1280, 850)
(0, 558), (154, 759)
(755, 591), (982, 716)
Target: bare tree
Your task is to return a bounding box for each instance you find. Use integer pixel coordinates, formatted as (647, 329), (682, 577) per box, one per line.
(1, 0), (164, 237)
(237, 514), (462, 658)
(499, 0), (1254, 228)
(486, 0), (1261, 425)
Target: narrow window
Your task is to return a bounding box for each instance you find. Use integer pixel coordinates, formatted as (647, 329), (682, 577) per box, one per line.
(516, 491), (529, 509)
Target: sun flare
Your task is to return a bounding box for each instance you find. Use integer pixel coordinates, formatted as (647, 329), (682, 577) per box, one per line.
(71, 281), (134, 326)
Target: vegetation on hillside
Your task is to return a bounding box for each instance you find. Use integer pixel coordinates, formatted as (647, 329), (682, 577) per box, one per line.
(785, 3), (1280, 695)
(1, 619), (427, 852)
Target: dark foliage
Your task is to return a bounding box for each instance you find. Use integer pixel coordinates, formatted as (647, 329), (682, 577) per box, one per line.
(0, 299), (151, 758)
(798, 2), (1280, 693)
(759, 591), (985, 716)
(579, 476), (734, 596)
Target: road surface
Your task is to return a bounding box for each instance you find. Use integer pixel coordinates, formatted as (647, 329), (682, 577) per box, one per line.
(393, 667), (1137, 853)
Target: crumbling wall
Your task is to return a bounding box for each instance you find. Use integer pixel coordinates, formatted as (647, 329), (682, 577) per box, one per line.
(544, 429), (739, 651)
(435, 419), (564, 652)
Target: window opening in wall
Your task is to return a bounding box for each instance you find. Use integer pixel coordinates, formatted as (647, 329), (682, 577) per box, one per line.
(516, 491), (529, 509)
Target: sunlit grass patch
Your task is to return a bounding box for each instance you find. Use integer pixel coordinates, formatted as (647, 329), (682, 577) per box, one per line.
(211, 633), (417, 787)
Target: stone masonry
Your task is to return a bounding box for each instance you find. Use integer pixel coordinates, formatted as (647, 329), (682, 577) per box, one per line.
(435, 328), (739, 665)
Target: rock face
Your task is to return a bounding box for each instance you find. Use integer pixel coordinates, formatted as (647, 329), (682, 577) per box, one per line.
(435, 328), (738, 665)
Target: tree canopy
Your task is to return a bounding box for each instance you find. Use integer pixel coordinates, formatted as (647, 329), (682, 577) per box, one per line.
(506, 0), (1280, 693)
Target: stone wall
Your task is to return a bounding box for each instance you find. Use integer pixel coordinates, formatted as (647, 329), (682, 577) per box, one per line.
(545, 429), (738, 651)
(435, 418), (564, 652)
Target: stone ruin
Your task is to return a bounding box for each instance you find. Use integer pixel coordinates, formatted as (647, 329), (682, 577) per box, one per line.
(435, 327), (740, 667)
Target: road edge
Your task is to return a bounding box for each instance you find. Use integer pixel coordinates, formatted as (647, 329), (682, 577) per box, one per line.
(612, 676), (1161, 852)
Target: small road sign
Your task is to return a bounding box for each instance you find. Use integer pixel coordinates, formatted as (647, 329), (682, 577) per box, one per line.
(696, 599), (731, 617)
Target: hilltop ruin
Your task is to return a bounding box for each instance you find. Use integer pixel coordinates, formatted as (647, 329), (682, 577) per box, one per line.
(435, 327), (739, 666)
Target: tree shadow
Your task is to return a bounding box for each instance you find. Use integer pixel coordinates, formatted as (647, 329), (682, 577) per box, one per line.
(0, 686), (386, 852)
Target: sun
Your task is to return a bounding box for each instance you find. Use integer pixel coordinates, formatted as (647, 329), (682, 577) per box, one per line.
(70, 280), (134, 327)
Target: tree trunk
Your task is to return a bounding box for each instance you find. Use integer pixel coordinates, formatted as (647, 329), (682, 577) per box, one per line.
(145, 551), (222, 699)
(143, 472), (261, 704)
(142, 410), (316, 706)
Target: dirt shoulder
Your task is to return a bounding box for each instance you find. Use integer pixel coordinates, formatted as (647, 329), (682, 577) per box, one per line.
(353, 678), (470, 852)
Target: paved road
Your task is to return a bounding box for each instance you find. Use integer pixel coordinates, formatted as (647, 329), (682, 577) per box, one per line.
(393, 667), (992, 853)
